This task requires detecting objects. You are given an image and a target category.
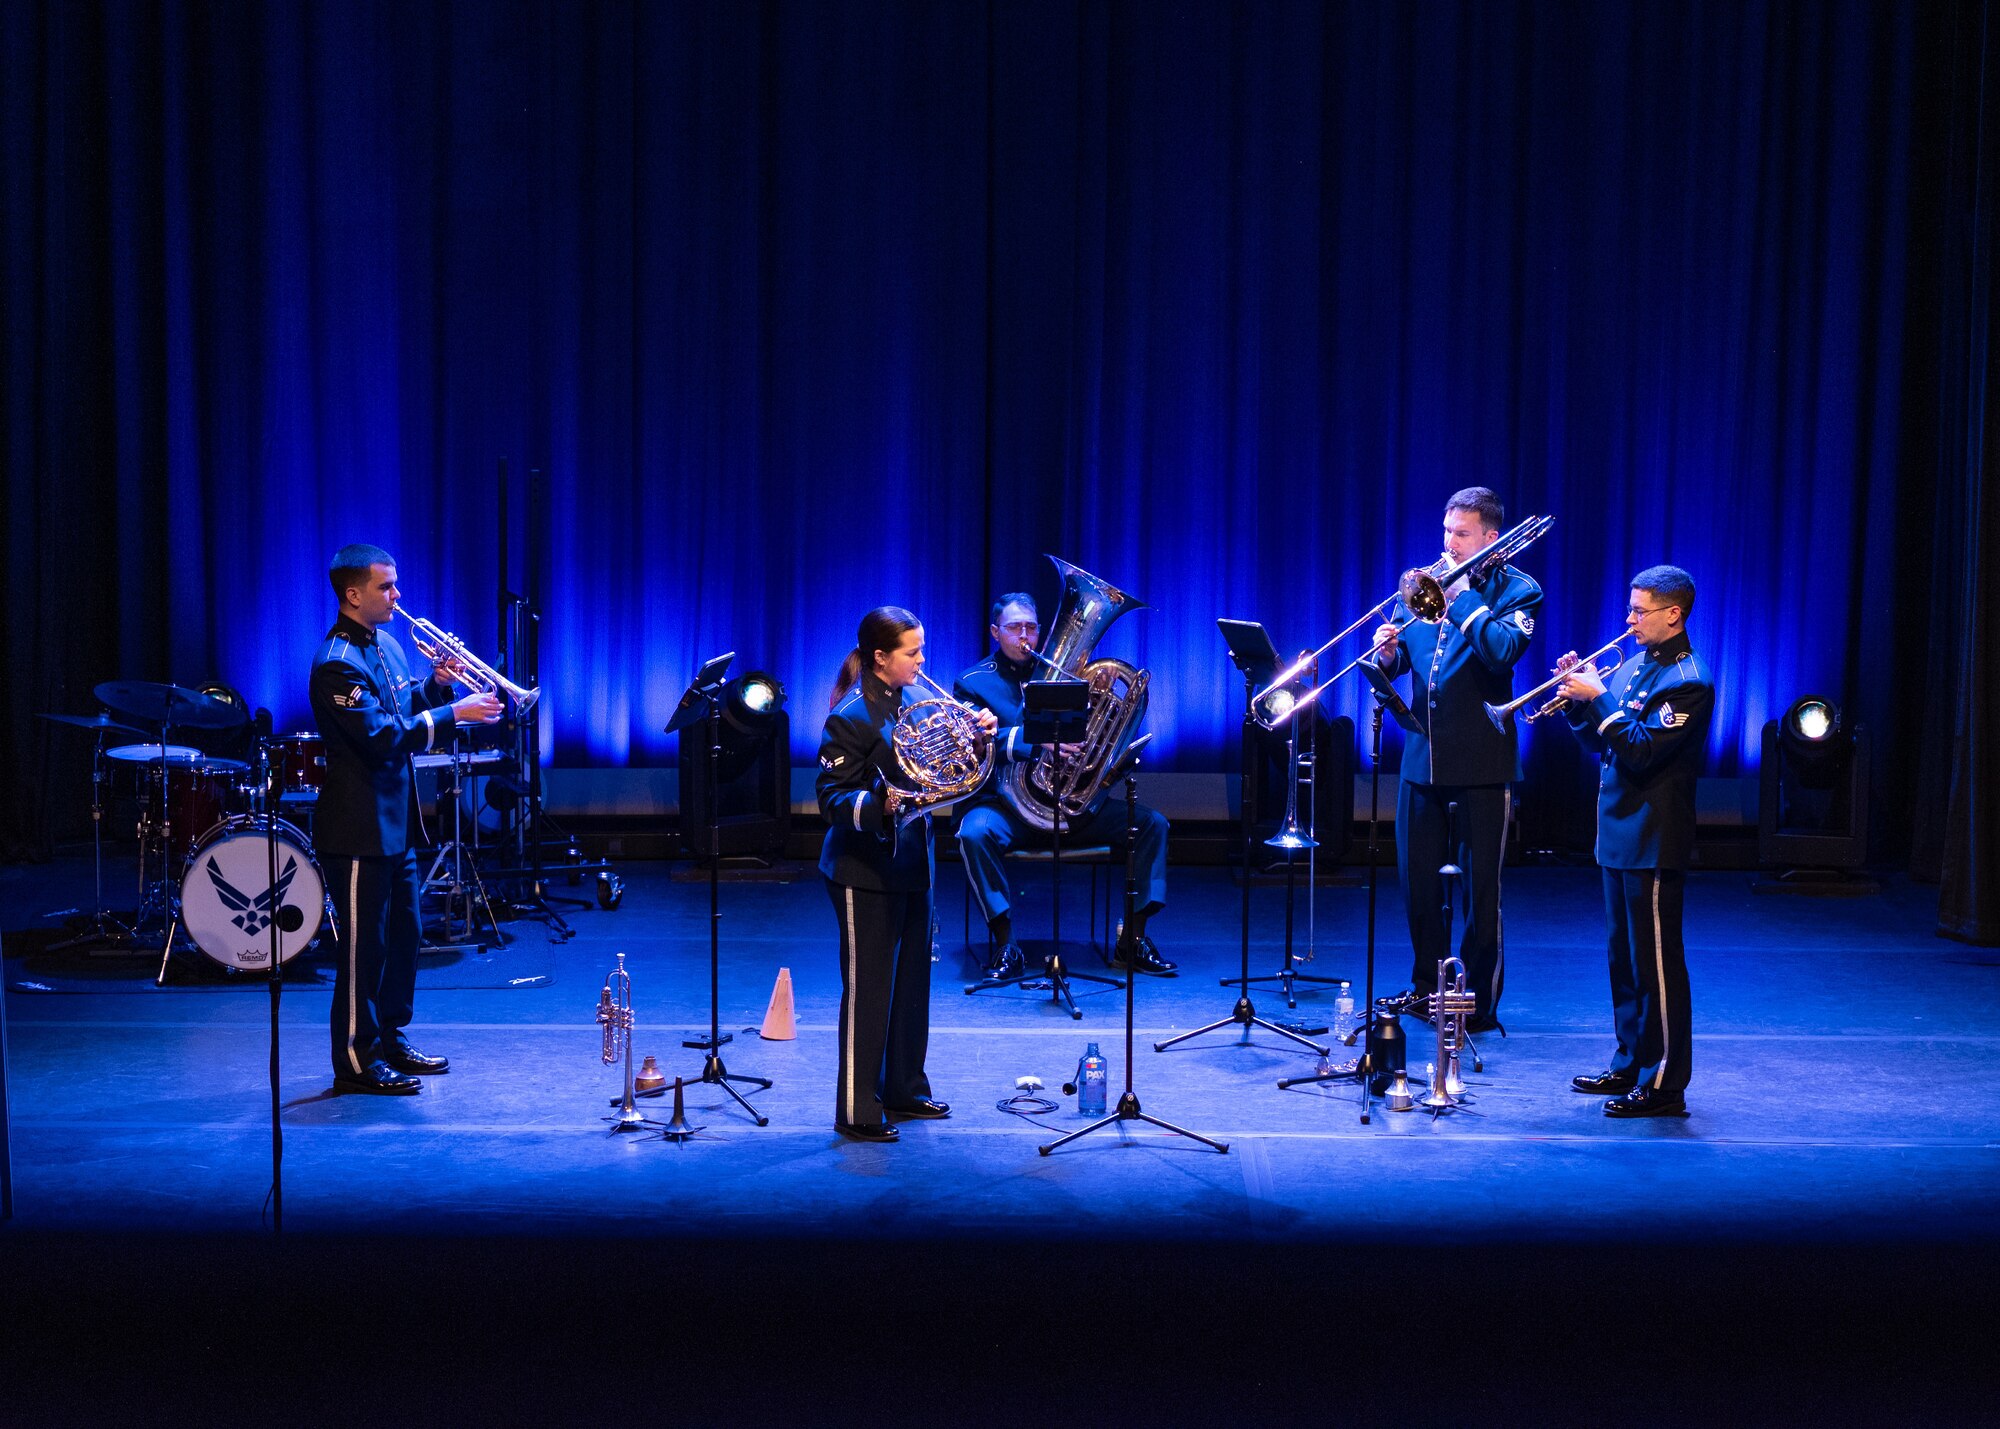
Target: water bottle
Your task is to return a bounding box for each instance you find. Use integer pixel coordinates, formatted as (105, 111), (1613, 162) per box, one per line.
(1077, 1042), (1108, 1116)
(1333, 983), (1357, 1044)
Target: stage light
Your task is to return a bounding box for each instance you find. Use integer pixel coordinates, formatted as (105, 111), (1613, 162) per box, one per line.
(680, 670), (791, 863)
(1757, 693), (1873, 894)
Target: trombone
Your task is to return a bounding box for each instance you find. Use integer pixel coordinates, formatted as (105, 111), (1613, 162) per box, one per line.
(393, 606), (541, 713)
(1481, 633), (1632, 732)
(1252, 514), (1556, 728)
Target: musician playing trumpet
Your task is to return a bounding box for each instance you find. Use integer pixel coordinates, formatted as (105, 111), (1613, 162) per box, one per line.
(1372, 488), (1542, 1033)
(1555, 565), (1713, 1118)
(817, 607), (997, 1142)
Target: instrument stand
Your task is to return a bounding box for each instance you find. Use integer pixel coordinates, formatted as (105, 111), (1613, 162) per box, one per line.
(964, 724), (1119, 1020)
(1042, 759), (1227, 1156)
(1224, 694), (1345, 1011)
(1156, 676), (1328, 1060)
(1278, 702), (1390, 1122)
(47, 733), (136, 953)
(622, 658), (769, 1124)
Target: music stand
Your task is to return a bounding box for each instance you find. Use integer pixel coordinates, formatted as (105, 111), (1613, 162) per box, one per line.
(622, 653), (770, 1124)
(1153, 624), (1330, 1062)
(964, 678), (1119, 1019)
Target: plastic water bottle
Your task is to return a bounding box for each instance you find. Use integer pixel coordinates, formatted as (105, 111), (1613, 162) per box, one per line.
(1333, 984), (1358, 1044)
(1078, 1042), (1108, 1116)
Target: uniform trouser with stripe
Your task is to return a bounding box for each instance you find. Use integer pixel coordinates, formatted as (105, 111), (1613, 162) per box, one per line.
(1601, 866), (1691, 1093)
(1396, 780), (1510, 1017)
(956, 797), (1169, 925)
(327, 851), (422, 1077)
(826, 879), (935, 1127)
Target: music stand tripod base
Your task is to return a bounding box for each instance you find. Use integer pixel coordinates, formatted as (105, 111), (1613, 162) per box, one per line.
(965, 949), (1117, 1020)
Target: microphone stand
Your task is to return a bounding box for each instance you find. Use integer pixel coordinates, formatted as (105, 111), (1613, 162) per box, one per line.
(1155, 665), (1328, 1061)
(1041, 752), (1226, 1155)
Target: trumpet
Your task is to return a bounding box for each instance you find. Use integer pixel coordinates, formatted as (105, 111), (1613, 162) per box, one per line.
(393, 606), (540, 713)
(1423, 956), (1478, 1109)
(885, 668), (994, 831)
(1481, 633), (1631, 732)
(1253, 514), (1556, 728)
(597, 953), (645, 1132)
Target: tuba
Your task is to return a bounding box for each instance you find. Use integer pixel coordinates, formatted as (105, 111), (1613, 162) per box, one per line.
(1000, 556), (1150, 832)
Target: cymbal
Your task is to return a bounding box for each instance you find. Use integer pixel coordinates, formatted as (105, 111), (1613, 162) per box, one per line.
(38, 711), (148, 739)
(105, 743), (208, 765)
(94, 680), (249, 730)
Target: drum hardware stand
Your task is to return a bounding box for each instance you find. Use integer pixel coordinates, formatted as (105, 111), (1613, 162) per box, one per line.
(616, 654), (769, 1124)
(46, 731), (136, 954)
(965, 680), (1118, 1019)
(420, 740), (505, 950)
(1157, 647), (1329, 1061)
(1042, 756), (1226, 1156)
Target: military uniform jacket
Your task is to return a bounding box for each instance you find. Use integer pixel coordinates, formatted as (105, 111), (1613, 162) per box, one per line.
(951, 652), (1044, 808)
(1379, 564), (1543, 786)
(1563, 632), (1714, 870)
(310, 614), (458, 857)
(816, 672), (935, 893)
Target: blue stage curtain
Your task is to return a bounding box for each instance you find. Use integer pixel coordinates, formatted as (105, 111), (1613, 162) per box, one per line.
(1, 0), (1989, 906)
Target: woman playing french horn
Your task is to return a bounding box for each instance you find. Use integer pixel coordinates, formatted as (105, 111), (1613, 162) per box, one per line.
(816, 606), (996, 1142)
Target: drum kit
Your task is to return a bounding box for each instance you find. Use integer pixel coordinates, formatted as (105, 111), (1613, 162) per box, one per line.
(41, 680), (336, 981)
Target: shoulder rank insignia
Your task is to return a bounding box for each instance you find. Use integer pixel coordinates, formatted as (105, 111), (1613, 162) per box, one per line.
(1514, 612), (1534, 635)
(820, 753), (845, 770)
(334, 685), (365, 709)
(1659, 702), (1687, 728)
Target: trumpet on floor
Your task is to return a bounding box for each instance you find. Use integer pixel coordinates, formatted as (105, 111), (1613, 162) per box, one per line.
(1481, 633), (1632, 732)
(393, 606), (541, 713)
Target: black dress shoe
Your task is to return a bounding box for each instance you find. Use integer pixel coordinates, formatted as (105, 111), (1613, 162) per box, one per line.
(1571, 1068), (1638, 1095)
(1604, 1085), (1687, 1118)
(986, 942), (1026, 980)
(835, 1121), (900, 1142)
(1112, 933), (1178, 976)
(382, 1037), (449, 1074)
(887, 1097), (951, 1119)
(333, 1059), (421, 1096)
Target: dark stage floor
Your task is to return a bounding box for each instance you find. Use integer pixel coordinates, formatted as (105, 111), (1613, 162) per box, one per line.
(3, 853), (1996, 1421)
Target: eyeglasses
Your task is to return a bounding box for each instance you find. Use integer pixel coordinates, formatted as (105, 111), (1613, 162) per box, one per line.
(1000, 622), (1040, 635)
(1626, 603), (1671, 618)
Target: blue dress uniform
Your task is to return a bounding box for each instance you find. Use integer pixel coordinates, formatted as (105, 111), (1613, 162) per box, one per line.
(817, 673), (939, 1132)
(1378, 564), (1542, 1018)
(310, 615), (458, 1080)
(1564, 631), (1714, 1097)
(952, 652), (1170, 930)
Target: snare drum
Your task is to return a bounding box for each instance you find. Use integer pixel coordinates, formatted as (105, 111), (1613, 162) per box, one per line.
(178, 815), (326, 969)
(268, 732), (327, 794)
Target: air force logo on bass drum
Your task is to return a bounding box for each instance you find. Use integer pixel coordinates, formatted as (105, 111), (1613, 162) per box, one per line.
(206, 856), (300, 936)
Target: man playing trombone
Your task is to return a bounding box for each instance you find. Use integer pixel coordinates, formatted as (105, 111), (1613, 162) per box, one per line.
(1373, 488), (1542, 1032)
(1555, 565), (1713, 1118)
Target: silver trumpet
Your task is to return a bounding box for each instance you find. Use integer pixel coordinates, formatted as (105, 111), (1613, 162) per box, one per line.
(1423, 956), (1478, 1109)
(1482, 632), (1632, 732)
(393, 605), (541, 713)
(597, 953), (645, 1131)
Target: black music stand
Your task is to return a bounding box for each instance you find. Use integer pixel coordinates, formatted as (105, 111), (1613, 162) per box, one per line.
(964, 678), (1118, 1019)
(1042, 752), (1226, 1155)
(621, 653), (770, 1125)
(1154, 626), (1329, 1061)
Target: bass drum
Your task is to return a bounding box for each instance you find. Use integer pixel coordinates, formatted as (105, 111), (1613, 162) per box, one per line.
(178, 816), (327, 970)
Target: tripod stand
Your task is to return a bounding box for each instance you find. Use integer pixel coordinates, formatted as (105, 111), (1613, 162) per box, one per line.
(420, 741), (504, 949)
(46, 721), (138, 953)
(1155, 656), (1327, 1061)
(622, 653), (769, 1125)
(1042, 756), (1226, 1155)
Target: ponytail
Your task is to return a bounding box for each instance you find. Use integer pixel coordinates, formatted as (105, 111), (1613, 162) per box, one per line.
(829, 648), (866, 709)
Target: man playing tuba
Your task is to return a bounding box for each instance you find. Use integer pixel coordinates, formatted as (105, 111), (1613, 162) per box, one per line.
(954, 589), (1176, 980)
